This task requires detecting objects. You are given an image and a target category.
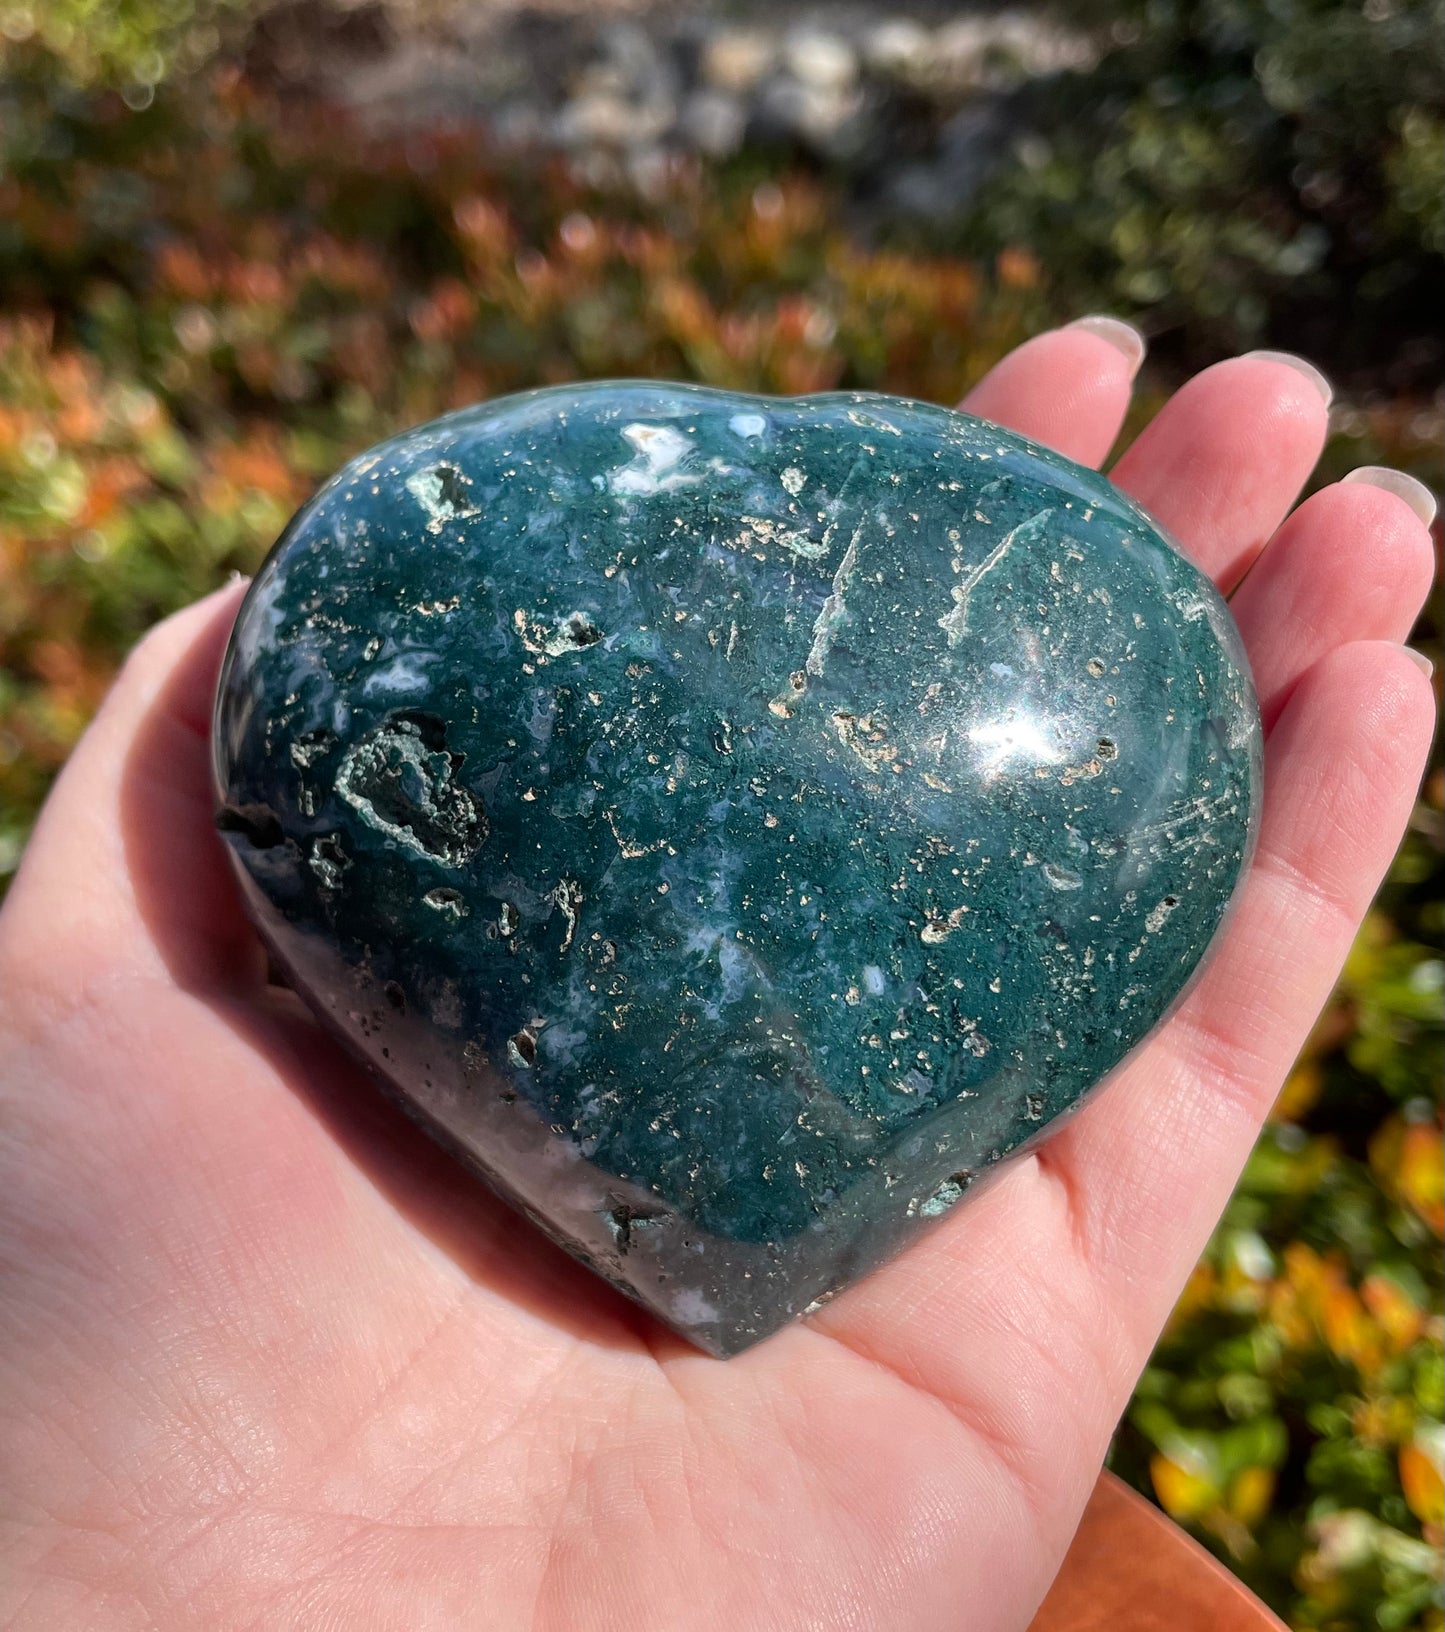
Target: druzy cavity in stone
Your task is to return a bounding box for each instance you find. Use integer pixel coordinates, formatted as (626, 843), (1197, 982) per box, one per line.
(213, 382), (1261, 1355)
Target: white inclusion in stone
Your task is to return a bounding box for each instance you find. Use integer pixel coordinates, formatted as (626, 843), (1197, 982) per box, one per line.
(610, 422), (699, 495)
(404, 462), (478, 532)
(780, 465), (806, 495)
(681, 926), (757, 1020)
(360, 651), (440, 698)
(1042, 862), (1084, 891)
(862, 964), (886, 995)
(716, 938), (753, 1007)
(672, 1288), (720, 1325)
(729, 412), (767, 439)
(739, 515), (826, 561)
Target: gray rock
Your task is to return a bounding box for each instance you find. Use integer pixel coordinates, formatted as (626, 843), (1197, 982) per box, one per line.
(759, 74), (867, 155)
(700, 27), (776, 94)
(682, 88), (748, 158)
(862, 19), (934, 81)
(557, 92), (657, 148)
(782, 28), (858, 92)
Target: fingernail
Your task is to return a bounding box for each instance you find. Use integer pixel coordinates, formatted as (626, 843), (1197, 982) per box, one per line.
(1401, 646), (1434, 679)
(1243, 349), (1333, 405)
(1341, 466), (1438, 527)
(1068, 315), (1147, 378)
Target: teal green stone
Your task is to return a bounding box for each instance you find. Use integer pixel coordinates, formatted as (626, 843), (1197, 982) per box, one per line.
(214, 382), (1261, 1354)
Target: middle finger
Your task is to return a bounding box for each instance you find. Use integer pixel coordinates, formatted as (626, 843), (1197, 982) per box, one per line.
(1108, 352), (1332, 591)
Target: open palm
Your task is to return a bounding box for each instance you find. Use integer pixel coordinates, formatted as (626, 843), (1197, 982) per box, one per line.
(0, 330), (1435, 1631)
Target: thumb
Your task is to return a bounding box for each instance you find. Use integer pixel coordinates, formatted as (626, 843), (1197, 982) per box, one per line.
(0, 581), (259, 1000)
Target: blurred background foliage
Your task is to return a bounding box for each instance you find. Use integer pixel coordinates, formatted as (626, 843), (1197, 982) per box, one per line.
(0, 2), (1440, 1626)
(956, 0), (1445, 384)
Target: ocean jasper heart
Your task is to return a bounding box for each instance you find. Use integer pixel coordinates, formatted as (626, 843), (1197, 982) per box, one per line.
(214, 382), (1261, 1355)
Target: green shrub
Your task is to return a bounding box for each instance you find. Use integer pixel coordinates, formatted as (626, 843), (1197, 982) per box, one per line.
(0, 0), (243, 87)
(956, 0), (1445, 380)
(0, 13), (1440, 1627)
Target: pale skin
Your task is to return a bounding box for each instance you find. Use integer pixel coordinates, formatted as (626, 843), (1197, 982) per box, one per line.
(0, 329), (1436, 1632)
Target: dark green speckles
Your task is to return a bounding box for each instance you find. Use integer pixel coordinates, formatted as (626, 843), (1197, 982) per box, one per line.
(214, 381), (1261, 1355)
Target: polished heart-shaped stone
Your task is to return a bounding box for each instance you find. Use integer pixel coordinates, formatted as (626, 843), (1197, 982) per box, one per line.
(214, 382), (1261, 1354)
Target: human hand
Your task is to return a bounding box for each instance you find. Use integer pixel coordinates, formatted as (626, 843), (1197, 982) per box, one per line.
(0, 329), (1435, 1631)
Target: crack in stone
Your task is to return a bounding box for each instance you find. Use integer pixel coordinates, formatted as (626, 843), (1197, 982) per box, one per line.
(939, 508), (1054, 645)
(806, 527), (863, 678)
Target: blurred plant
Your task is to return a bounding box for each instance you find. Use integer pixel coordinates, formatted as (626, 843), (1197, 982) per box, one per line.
(0, 0), (244, 88)
(0, 10), (1441, 1628)
(958, 0), (1445, 387)
(0, 70), (1057, 878)
(1112, 835), (1445, 1627)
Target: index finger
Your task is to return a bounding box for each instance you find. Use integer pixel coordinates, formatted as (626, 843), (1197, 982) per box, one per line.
(958, 318), (1144, 467)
